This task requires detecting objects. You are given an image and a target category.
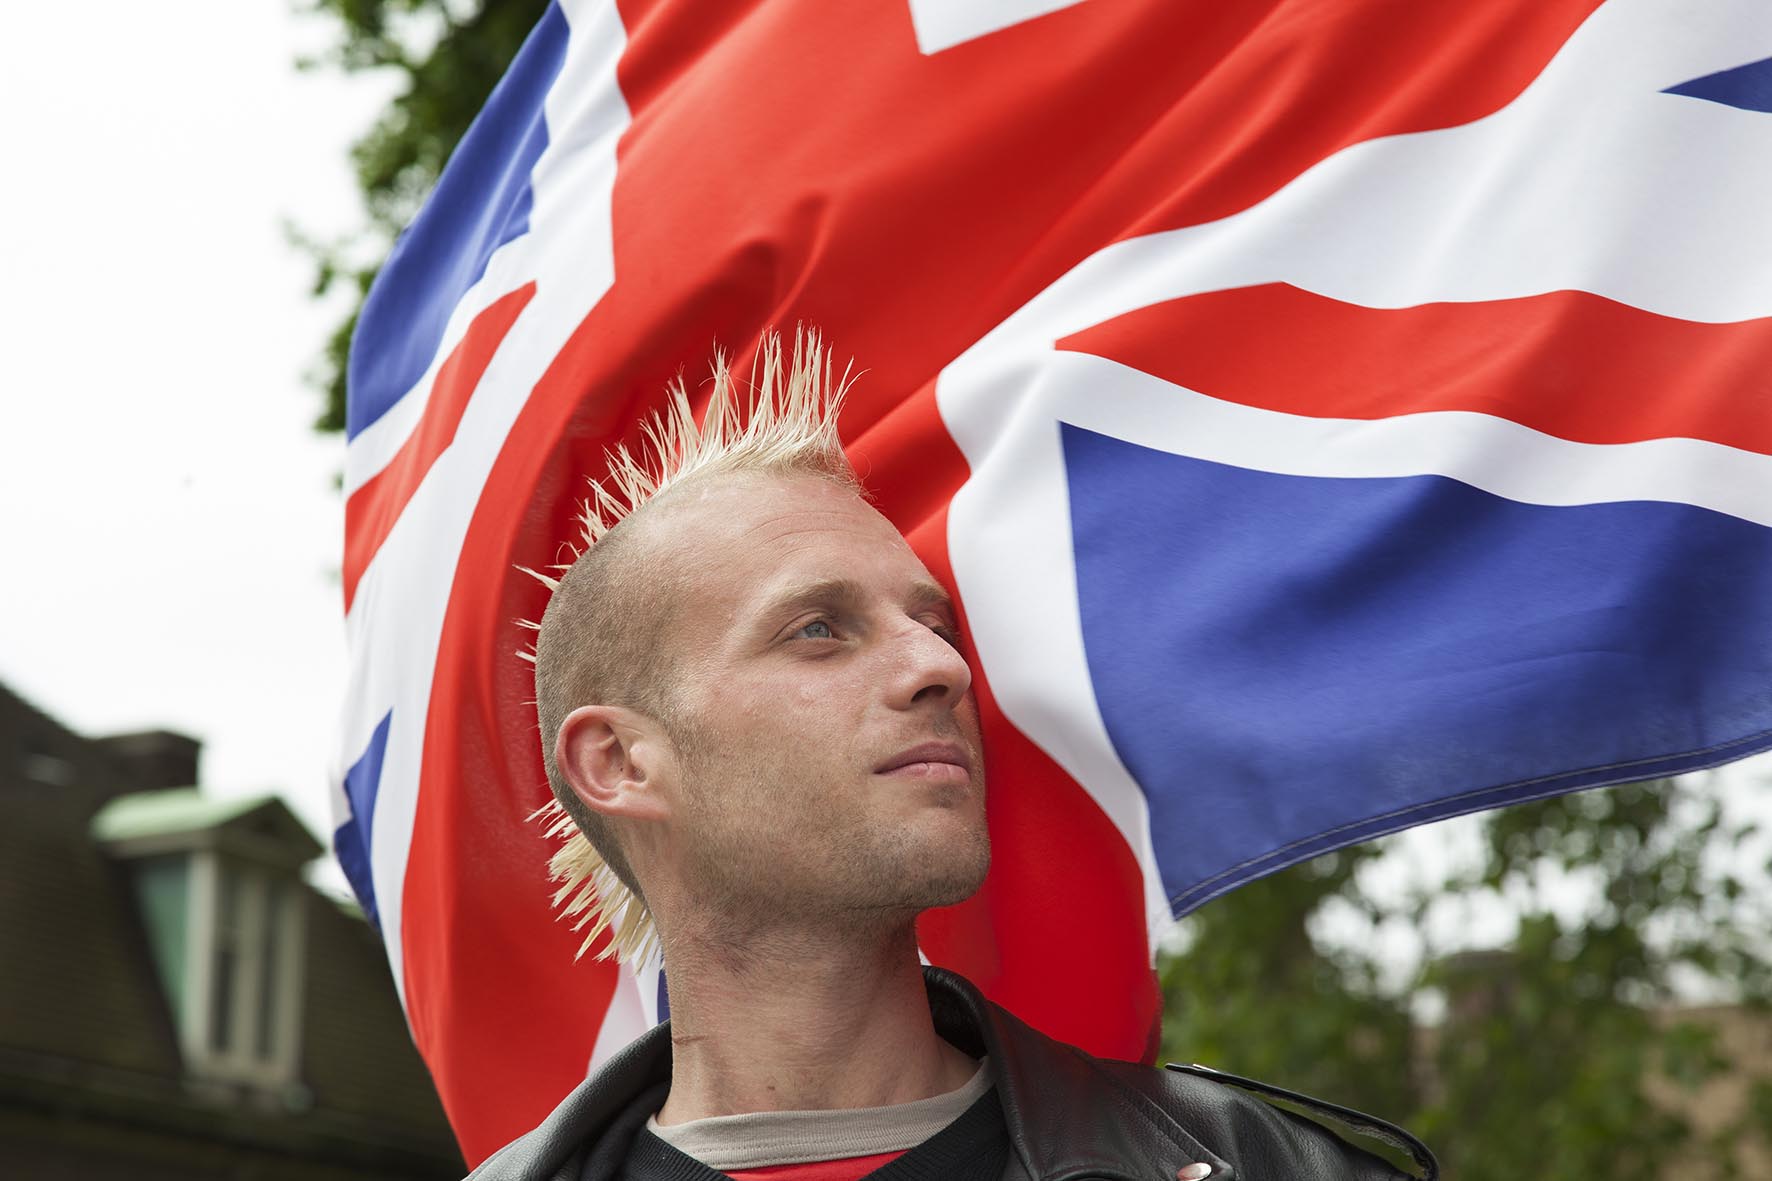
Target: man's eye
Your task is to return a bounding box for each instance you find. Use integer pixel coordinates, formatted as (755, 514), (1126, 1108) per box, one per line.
(922, 618), (961, 648)
(795, 619), (835, 640)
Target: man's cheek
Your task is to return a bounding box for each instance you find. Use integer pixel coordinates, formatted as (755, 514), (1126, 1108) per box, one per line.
(788, 678), (827, 712)
(958, 693), (985, 746)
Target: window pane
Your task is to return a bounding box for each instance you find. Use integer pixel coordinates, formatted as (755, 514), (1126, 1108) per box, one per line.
(210, 865), (240, 1054)
(256, 884), (283, 1060)
(131, 857), (190, 1016)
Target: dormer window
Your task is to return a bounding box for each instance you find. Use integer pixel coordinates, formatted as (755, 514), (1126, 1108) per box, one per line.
(92, 790), (320, 1092)
(198, 854), (304, 1083)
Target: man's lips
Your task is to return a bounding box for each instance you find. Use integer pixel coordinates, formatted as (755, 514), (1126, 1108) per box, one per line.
(874, 741), (974, 780)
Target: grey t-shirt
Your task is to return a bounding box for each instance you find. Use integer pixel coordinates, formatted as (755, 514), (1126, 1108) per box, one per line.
(646, 1059), (993, 1171)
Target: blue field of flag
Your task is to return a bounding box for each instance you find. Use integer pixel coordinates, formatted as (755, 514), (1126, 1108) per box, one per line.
(1063, 425), (1772, 912)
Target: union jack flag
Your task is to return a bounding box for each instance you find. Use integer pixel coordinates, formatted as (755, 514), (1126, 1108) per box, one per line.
(333, 0), (1772, 1163)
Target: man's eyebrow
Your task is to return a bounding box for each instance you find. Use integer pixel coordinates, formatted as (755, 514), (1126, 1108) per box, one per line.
(906, 578), (957, 616)
(754, 577), (867, 623)
(753, 576), (957, 623)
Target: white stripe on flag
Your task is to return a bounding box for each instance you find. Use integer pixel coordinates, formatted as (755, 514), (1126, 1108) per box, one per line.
(905, 0), (1097, 54)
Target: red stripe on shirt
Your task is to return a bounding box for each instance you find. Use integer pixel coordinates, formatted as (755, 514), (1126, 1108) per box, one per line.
(725, 1150), (909, 1181)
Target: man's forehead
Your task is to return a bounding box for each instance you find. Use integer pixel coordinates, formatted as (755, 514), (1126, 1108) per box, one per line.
(653, 472), (937, 608)
(659, 471), (892, 551)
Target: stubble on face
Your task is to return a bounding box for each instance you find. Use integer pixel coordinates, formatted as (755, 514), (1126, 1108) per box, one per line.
(670, 710), (989, 933)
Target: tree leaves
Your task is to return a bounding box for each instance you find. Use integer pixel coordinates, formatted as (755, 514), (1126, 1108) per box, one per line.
(1159, 779), (1772, 1179)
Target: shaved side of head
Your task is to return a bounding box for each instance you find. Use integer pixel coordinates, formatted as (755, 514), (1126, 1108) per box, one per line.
(533, 506), (680, 903)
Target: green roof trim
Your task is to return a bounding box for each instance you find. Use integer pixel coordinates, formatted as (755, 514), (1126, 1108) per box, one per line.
(91, 788), (285, 844)
(329, 892), (366, 921)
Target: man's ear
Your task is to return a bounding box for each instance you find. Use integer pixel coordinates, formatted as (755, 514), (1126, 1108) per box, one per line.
(554, 705), (672, 823)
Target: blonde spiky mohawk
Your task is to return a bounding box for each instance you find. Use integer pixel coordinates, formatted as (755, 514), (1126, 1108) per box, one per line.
(524, 327), (857, 965)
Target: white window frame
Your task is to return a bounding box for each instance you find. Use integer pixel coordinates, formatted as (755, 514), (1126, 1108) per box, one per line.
(180, 850), (306, 1088)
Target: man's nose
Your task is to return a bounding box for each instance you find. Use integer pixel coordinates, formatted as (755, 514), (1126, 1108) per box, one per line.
(886, 617), (974, 710)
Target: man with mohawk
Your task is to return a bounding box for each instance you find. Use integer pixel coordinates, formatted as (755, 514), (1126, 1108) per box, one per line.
(471, 332), (1435, 1181)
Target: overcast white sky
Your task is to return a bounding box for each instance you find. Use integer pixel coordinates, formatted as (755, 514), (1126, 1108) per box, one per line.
(1, 2), (1765, 941)
(0, 2), (395, 890)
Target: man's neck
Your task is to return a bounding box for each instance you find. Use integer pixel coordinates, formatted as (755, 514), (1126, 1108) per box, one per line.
(653, 920), (976, 1124)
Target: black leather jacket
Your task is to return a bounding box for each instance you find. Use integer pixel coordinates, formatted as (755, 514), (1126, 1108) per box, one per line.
(467, 967), (1438, 1181)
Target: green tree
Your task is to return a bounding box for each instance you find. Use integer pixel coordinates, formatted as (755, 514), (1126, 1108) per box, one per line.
(295, 0), (547, 432)
(1160, 778), (1772, 1180)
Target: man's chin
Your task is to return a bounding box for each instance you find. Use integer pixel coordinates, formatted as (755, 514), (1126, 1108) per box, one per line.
(830, 838), (990, 918)
(909, 842), (992, 911)
(915, 879), (986, 913)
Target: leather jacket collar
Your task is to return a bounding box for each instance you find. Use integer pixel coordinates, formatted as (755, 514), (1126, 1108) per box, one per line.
(922, 967), (1234, 1180)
